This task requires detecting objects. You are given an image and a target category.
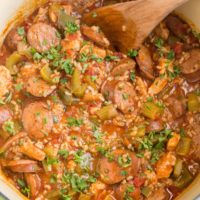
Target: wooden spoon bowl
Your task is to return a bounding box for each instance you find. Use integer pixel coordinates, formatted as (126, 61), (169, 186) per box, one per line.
(83, 0), (189, 53)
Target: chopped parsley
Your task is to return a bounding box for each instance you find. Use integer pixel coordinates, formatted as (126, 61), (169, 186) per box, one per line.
(17, 27), (25, 36)
(122, 93), (129, 100)
(66, 117), (83, 127)
(73, 151), (93, 170)
(121, 170), (128, 176)
(62, 172), (96, 192)
(49, 174), (57, 184)
(60, 189), (72, 200)
(168, 66), (181, 80)
(17, 179), (30, 198)
(65, 22), (79, 34)
(60, 59), (74, 75)
(124, 185), (135, 200)
(136, 153), (144, 158)
(118, 154), (132, 168)
(92, 126), (104, 143)
(130, 71), (136, 82)
(73, 150), (84, 164)
(147, 96), (153, 102)
(92, 12), (97, 18)
(31, 46), (70, 74)
(78, 53), (89, 62)
(192, 30), (200, 40)
(155, 38), (164, 48)
(90, 54), (103, 62)
(2, 121), (15, 135)
(58, 149), (69, 159)
(167, 50), (175, 60)
(46, 157), (58, 165)
(180, 128), (185, 137)
(128, 49), (138, 58)
(97, 147), (114, 161)
(15, 83), (23, 92)
(105, 55), (118, 61)
(137, 129), (172, 163)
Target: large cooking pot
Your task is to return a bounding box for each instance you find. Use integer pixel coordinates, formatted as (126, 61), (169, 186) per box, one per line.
(0, 0), (199, 199)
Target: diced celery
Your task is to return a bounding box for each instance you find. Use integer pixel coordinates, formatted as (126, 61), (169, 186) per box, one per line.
(96, 105), (118, 121)
(188, 92), (200, 112)
(173, 158), (183, 178)
(142, 102), (163, 120)
(176, 137), (191, 156)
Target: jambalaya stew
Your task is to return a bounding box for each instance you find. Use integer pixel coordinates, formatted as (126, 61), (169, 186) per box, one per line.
(0, 0), (199, 199)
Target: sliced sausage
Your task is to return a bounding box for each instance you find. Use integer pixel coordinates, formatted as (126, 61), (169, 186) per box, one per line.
(113, 81), (137, 113)
(22, 102), (53, 139)
(101, 80), (137, 113)
(26, 77), (56, 97)
(147, 188), (168, 200)
(165, 86), (186, 119)
(180, 49), (200, 82)
(19, 141), (46, 161)
(81, 25), (110, 48)
(0, 65), (12, 98)
(0, 45), (11, 65)
(5, 160), (40, 173)
(166, 15), (188, 40)
(187, 113), (200, 161)
(111, 58), (135, 77)
(25, 174), (41, 197)
(97, 149), (140, 184)
(0, 132), (27, 153)
(27, 23), (60, 52)
(116, 183), (141, 200)
(0, 106), (12, 126)
(146, 120), (164, 133)
(101, 79), (119, 100)
(5, 28), (24, 51)
(136, 45), (154, 80)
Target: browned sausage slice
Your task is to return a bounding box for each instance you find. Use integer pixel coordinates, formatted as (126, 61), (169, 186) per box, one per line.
(101, 79), (118, 100)
(19, 140), (46, 161)
(147, 188), (168, 200)
(180, 49), (200, 82)
(0, 106), (12, 126)
(26, 77), (56, 97)
(81, 25), (110, 48)
(166, 15), (187, 40)
(188, 113), (200, 161)
(22, 102), (53, 139)
(5, 28), (24, 51)
(111, 58), (135, 77)
(136, 45), (154, 80)
(27, 23), (60, 52)
(97, 149), (140, 184)
(165, 86), (186, 119)
(113, 81), (137, 113)
(25, 174), (41, 197)
(0, 65), (12, 98)
(5, 160), (40, 173)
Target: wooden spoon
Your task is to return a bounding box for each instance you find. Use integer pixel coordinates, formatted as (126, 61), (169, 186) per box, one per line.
(82, 0), (189, 53)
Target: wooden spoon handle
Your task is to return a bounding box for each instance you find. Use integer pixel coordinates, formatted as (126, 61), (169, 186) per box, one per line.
(121, 0), (189, 15)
